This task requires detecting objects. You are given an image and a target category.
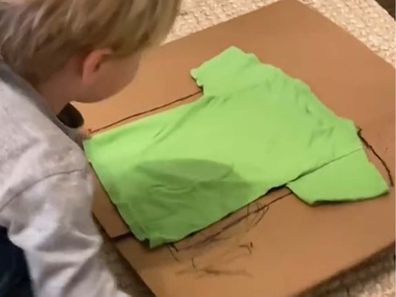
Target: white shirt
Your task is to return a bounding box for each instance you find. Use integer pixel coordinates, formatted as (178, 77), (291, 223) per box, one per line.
(0, 63), (129, 297)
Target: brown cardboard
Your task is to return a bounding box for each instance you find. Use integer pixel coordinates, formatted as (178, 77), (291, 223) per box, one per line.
(78, 0), (395, 296)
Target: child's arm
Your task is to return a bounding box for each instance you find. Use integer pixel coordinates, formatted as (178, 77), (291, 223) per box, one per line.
(0, 170), (129, 297)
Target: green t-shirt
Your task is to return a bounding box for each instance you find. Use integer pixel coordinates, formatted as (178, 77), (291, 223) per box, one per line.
(85, 47), (388, 248)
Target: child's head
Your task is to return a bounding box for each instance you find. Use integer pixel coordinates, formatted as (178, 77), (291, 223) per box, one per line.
(0, 0), (180, 105)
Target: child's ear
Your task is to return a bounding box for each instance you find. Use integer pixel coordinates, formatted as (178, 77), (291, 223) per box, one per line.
(81, 48), (113, 85)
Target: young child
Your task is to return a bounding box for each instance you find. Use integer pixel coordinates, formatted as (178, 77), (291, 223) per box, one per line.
(0, 1), (180, 296)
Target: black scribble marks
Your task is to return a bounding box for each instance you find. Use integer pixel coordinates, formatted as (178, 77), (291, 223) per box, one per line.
(170, 243), (179, 252)
(172, 194), (289, 277)
(172, 193), (289, 252)
(175, 232), (228, 251)
(168, 193), (288, 280)
(91, 90), (202, 134)
(358, 129), (394, 187)
(252, 200), (269, 227)
(195, 268), (252, 278)
(187, 257), (252, 278)
(238, 242), (254, 255)
(191, 258), (197, 269)
(167, 244), (180, 262)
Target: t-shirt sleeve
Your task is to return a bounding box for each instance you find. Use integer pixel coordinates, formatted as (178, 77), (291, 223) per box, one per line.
(287, 149), (389, 204)
(191, 46), (265, 95)
(0, 171), (130, 297)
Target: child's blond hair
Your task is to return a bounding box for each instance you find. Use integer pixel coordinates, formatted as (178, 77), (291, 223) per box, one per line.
(0, 0), (180, 83)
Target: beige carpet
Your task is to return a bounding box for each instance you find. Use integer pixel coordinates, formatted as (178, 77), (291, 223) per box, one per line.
(100, 1), (395, 296)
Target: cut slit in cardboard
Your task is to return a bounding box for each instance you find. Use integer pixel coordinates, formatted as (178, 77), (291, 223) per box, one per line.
(75, 1), (395, 296)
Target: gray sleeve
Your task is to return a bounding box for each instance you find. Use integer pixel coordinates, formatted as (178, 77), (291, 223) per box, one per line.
(0, 170), (130, 297)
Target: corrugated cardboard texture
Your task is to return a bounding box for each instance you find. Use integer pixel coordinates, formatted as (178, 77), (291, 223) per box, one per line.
(77, 1), (395, 296)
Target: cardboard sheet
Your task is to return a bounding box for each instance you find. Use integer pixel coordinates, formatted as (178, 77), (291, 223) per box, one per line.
(77, 0), (395, 296)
